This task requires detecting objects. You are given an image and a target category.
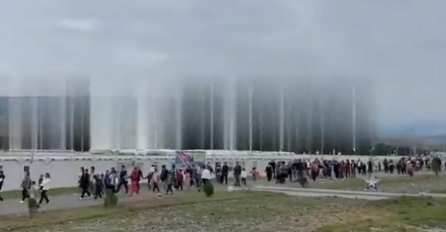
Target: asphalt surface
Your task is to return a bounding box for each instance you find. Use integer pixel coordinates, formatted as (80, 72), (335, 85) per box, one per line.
(1, 177), (446, 216)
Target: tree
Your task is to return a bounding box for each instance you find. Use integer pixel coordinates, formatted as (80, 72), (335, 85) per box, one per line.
(372, 143), (393, 156)
(432, 157), (442, 176)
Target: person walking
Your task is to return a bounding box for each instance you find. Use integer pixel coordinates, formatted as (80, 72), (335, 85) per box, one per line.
(165, 171), (175, 195)
(93, 174), (103, 199)
(129, 167), (143, 196)
(89, 166), (96, 196)
(79, 169), (91, 200)
(20, 171), (31, 203)
(221, 162), (229, 185)
(110, 168), (118, 192)
(117, 165), (129, 194)
(38, 174), (44, 187)
(233, 162), (242, 187)
(193, 165), (202, 191)
(39, 173), (50, 204)
(151, 168), (161, 195)
(265, 164), (273, 182)
(145, 165), (155, 191)
(160, 165), (169, 191)
(241, 168), (248, 186)
(201, 166), (211, 187)
(176, 170), (184, 191)
(0, 170), (4, 202)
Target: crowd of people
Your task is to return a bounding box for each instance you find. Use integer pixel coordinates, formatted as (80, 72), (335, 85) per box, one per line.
(0, 156), (442, 205)
(262, 156), (444, 184)
(77, 163), (223, 200)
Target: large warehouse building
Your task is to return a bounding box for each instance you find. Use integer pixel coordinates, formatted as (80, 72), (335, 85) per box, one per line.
(0, 76), (375, 154)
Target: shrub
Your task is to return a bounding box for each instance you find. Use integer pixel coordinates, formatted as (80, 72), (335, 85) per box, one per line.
(203, 181), (214, 197)
(298, 176), (308, 188)
(432, 157), (442, 176)
(28, 198), (40, 217)
(104, 189), (118, 208)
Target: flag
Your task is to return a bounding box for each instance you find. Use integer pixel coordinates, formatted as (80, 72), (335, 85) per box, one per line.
(175, 151), (193, 170)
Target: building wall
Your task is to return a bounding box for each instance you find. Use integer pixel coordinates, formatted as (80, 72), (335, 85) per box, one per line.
(0, 76), (375, 154)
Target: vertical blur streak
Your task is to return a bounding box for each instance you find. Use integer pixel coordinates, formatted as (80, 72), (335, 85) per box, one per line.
(175, 87), (183, 149)
(0, 76), (375, 154)
(320, 99), (325, 154)
(248, 84), (253, 151)
(279, 85), (285, 151)
(352, 85), (357, 154)
(209, 83), (214, 150)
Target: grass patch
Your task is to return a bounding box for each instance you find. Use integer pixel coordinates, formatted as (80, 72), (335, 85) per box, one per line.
(318, 196), (446, 232)
(2, 189), (446, 232)
(0, 191), (256, 231)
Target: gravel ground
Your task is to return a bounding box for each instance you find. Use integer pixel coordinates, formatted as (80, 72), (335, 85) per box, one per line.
(24, 194), (383, 232)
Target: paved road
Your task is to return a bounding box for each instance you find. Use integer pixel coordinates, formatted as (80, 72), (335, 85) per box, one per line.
(2, 178), (446, 217)
(0, 191), (155, 216)
(0, 185), (220, 216)
(251, 185), (446, 200)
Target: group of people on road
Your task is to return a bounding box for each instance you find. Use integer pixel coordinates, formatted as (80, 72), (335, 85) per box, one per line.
(16, 171), (51, 205)
(77, 163), (221, 200)
(78, 166), (137, 200)
(214, 161), (253, 187)
(262, 156), (443, 184)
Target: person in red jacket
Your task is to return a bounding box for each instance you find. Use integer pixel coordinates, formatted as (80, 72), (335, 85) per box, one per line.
(175, 170), (184, 191)
(129, 167), (143, 196)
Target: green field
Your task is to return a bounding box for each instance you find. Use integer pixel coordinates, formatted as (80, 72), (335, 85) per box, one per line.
(1, 191), (445, 232)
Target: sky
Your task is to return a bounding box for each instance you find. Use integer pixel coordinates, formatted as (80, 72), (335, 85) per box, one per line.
(0, 0), (445, 136)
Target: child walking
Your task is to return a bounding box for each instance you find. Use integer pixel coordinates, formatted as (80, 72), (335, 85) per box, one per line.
(39, 173), (51, 204)
(241, 168), (248, 186)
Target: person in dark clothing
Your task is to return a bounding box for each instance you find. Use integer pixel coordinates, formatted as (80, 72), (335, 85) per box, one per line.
(193, 165), (202, 191)
(0, 170), (4, 202)
(159, 165), (171, 192)
(165, 171), (175, 195)
(367, 160), (373, 174)
(176, 170), (184, 191)
(269, 161), (277, 179)
(79, 169), (91, 199)
(221, 162), (229, 185)
(233, 162), (242, 186)
(94, 175), (103, 200)
(287, 163), (293, 182)
(20, 171), (31, 203)
(117, 165), (129, 194)
(104, 170), (112, 191)
(265, 164), (273, 181)
(38, 174), (44, 188)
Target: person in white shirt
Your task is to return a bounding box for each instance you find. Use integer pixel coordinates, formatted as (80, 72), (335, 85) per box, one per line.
(39, 173), (51, 204)
(241, 168), (248, 186)
(201, 167), (211, 186)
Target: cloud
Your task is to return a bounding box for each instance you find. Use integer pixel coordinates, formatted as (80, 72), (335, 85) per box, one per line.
(0, 0), (445, 134)
(58, 18), (97, 32)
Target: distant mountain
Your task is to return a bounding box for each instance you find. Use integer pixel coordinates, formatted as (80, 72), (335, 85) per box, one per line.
(379, 122), (446, 137)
